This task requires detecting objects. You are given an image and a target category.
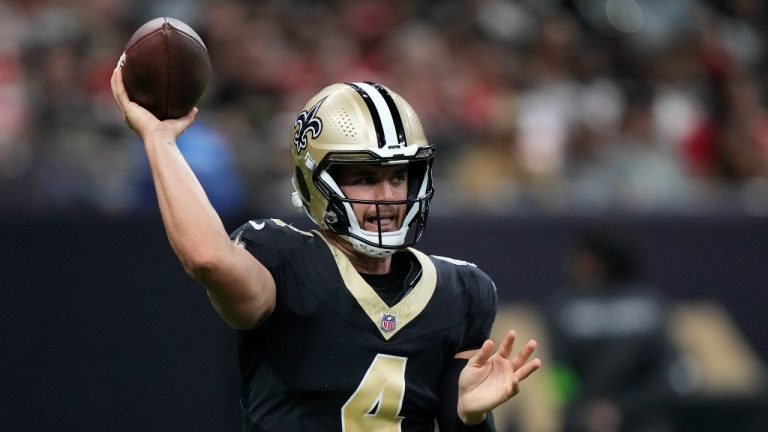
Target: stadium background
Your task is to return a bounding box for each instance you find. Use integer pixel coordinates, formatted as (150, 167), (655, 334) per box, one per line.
(1, 0), (767, 430)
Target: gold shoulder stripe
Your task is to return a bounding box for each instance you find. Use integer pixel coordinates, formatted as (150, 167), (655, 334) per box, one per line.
(272, 218), (314, 236)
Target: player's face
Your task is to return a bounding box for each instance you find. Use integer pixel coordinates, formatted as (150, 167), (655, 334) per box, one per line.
(334, 164), (409, 233)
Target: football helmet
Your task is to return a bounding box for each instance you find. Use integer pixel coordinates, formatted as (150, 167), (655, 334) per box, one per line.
(290, 82), (435, 257)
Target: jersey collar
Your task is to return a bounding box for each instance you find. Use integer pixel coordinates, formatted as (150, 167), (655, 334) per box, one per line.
(317, 231), (437, 340)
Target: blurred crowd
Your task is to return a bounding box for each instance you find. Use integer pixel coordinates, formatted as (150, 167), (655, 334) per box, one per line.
(1, 0), (767, 218)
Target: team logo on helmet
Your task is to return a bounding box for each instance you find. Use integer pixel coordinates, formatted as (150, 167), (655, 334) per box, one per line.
(293, 97), (325, 154)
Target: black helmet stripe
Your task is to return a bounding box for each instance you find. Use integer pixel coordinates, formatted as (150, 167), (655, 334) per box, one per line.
(346, 82), (405, 148)
(368, 82), (406, 146)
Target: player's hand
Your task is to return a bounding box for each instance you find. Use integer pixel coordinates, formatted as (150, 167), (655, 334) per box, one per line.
(110, 67), (197, 142)
(456, 330), (541, 425)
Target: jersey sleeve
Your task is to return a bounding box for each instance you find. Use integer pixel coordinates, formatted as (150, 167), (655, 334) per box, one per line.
(229, 219), (312, 289)
(432, 255), (499, 353)
(460, 265), (498, 352)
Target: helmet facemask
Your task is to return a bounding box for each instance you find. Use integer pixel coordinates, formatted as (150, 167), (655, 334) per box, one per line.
(315, 150), (434, 257)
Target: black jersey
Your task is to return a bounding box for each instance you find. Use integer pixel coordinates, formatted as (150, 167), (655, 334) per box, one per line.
(230, 219), (497, 432)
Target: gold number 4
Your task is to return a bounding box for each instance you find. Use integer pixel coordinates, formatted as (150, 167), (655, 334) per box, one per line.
(341, 354), (407, 431)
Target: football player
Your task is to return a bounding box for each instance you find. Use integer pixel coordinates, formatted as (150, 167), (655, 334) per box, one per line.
(111, 68), (541, 431)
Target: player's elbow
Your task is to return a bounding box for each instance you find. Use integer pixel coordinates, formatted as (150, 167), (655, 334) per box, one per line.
(207, 288), (274, 330)
(180, 249), (226, 282)
(208, 296), (260, 329)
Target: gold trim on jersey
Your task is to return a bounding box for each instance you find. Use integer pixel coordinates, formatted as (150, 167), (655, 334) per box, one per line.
(318, 232), (437, 340)
(272, 218), (314, 236)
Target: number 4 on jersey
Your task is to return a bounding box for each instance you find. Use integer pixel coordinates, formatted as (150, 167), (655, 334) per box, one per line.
(341, 354), (407, 431)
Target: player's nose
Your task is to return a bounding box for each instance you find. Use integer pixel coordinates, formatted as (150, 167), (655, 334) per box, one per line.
(373, 180), (396, 200)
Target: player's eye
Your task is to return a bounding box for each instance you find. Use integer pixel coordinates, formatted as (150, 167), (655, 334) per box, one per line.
(390, 169), (408, 185)
(391, 173), (407, 184)
(346, 174), (377, 186)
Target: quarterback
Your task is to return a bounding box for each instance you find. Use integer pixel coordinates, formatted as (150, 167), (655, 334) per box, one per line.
(111, 67), (540, 431)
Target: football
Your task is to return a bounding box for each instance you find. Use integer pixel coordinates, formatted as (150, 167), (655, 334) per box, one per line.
(119, 17), (211, 120)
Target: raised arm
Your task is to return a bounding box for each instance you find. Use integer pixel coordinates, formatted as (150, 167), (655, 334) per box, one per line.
(110, 67), (275, 329)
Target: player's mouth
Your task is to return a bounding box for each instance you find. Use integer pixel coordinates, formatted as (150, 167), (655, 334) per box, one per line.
(364, 214), (398, 232)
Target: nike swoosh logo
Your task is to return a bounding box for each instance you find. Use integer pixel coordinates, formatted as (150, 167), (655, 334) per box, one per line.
(249, 221), (266, 230)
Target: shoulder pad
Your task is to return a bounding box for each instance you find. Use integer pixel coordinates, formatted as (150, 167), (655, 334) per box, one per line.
(230, 218), (313, 251)
(430, 254), (497, 295)
(431, 255), (477, 267)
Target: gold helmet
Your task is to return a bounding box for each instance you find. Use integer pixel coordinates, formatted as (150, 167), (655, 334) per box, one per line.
(290, 82), (435, 257)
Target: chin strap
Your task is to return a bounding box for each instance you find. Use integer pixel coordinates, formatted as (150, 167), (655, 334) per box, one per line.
(342, 235), (398, 258)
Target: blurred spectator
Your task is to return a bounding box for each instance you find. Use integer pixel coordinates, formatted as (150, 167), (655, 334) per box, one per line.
(515, 11), (582, 183)
(129, 119), (245, 219)
(603, 81), (694, 211)
(544, 228), (687, 432)
(684, 69), (768, 181)
(0, 2), (31, 198)
(448, 119), (532, 213)
(1, 0), (768, 216)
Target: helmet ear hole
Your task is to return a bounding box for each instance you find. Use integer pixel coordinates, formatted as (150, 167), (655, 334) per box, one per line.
(294, 166), (311, 203)
(323, 211), (339, 224)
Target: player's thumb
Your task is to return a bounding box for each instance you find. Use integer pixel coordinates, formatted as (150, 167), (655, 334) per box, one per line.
(171, 107), (198, 136)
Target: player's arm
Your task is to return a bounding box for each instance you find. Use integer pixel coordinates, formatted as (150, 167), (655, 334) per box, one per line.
(111, 67), (275, 329)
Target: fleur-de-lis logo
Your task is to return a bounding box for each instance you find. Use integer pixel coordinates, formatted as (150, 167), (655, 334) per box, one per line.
(293, 97), (325, 153)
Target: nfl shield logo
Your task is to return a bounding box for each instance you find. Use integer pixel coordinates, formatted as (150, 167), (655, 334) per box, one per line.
(381, 314), (397, 333)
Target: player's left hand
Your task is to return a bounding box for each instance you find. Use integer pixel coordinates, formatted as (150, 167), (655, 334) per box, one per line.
(457, 330), (541, 424)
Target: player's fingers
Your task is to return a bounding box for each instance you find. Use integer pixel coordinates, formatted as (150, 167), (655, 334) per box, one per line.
(111, 67), (123, 98)
(110, 68), (131, 117)
(515, 357), (541, 382)
(496, 330), (516, 359)
(110, 68), (124, 111)
(510, 339), (537, 370)
(469, 339), (494, 366)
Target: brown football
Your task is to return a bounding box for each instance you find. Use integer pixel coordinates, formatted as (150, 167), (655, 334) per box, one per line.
(119, 17), (211, 120)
